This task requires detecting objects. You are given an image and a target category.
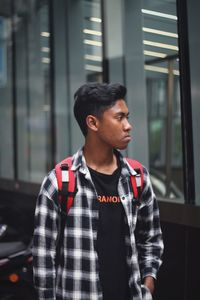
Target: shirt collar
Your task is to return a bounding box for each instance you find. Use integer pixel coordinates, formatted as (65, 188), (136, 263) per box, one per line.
(70, 148), (85, 172)
(71, 147), (137, 176)
(115, 150), (138, 177)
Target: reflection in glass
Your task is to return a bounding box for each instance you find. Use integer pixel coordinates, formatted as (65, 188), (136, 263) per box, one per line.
(142, 0), (184, 200)
(0, 0), (14, 179)
(14, 0), (51, 182)
(83, 0), (103, 82)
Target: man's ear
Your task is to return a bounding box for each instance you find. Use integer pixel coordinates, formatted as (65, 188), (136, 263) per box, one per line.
(86, 115), (98, 132)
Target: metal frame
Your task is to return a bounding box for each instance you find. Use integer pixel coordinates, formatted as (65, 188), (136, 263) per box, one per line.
(101, 0), (109, 83)
(177, 0), (195, 204)
(49, 0), (56, 168)
(11, 0), (18, 180)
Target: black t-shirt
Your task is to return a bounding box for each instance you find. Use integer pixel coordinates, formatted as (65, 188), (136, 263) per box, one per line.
(88, 166), (130, 300)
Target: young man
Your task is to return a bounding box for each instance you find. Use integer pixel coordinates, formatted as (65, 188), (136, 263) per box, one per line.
(33, 83), (163, 300)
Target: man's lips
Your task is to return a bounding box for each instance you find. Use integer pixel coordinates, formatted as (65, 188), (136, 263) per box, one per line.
(123, 135), (131, 141)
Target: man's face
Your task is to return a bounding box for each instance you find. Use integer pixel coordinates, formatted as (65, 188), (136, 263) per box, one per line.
(96, 99), (132, 150)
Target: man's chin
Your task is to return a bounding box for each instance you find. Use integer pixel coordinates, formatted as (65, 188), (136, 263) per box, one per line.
(115, 144), (128, 150)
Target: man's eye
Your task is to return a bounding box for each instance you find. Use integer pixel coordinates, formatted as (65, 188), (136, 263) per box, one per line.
(116, 114), (129, 121)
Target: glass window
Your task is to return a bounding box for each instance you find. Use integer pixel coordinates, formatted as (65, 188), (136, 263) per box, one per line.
(15, 0), (51, 183)
(53, 0), (103, 160)
(0, 0), (14, 179)
(83, 0), (103, 82)
(142, 0), (184, 201)
(0, 0), (52, 183)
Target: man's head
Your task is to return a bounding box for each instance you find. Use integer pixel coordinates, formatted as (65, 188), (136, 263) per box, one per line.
(74, 82), (127, 136)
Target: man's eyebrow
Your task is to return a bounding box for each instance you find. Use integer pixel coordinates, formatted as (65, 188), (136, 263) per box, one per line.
(115, 111), (130, 116)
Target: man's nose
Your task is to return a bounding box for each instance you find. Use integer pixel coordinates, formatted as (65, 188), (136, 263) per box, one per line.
(124, 119), (132, 131)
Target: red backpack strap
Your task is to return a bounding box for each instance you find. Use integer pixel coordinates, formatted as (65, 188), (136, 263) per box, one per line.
(55, 156), (76, 214)
(126, 158), (144, 203)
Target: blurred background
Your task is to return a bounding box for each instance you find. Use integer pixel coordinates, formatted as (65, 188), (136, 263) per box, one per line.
(0, 0), (200, 299)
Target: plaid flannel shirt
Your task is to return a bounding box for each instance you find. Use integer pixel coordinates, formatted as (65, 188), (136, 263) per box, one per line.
(33, 148), (163, 300)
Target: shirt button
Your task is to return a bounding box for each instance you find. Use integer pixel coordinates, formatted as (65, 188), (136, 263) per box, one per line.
(121, 196), (126, 200)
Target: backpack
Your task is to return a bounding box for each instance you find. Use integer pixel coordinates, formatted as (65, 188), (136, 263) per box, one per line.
(55, 156), (144, 214)
(54, 156), (144, 265)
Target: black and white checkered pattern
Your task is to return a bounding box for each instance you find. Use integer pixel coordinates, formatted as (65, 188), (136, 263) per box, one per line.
(33, 148), (163, 300)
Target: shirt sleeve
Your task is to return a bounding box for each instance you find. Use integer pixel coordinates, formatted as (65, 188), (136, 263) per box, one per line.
(135, 167), (164, 280)
(32, 173), (59, 300)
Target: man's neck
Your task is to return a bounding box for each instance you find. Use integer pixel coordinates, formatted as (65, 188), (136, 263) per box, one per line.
(83, 142), (118, 175)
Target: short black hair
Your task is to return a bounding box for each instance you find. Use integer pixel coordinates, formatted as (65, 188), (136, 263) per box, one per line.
(73, 82), (127, 136)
